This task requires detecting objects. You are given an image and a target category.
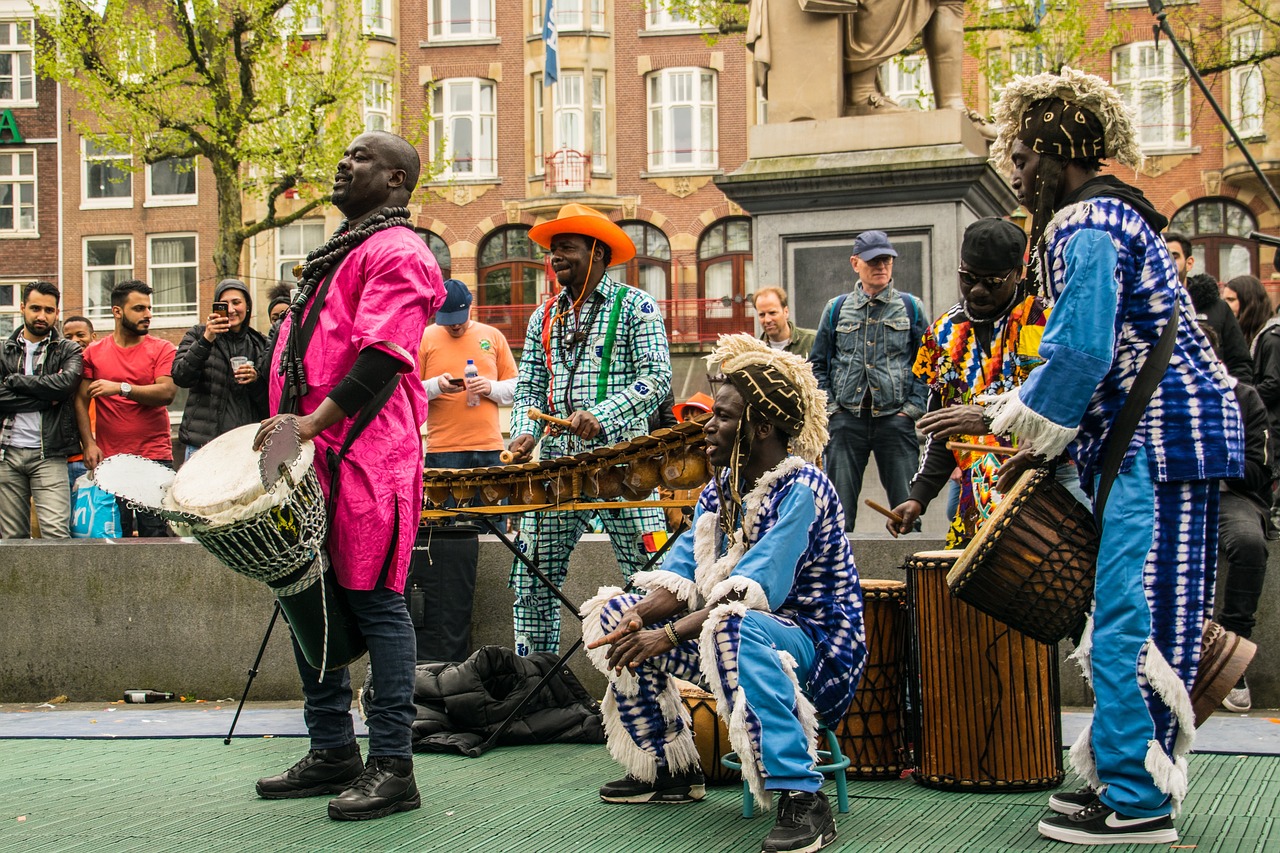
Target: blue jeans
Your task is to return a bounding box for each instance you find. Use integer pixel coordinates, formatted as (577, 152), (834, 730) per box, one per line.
(292, 582), (417, 758)
(423, 450), (503, 469)
(824, 409), (920, 531)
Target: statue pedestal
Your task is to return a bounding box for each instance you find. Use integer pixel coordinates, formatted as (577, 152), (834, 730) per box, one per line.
(715, 112), (1018, 331)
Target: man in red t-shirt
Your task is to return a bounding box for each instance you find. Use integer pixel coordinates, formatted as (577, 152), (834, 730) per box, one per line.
(75, 280), (177, 537)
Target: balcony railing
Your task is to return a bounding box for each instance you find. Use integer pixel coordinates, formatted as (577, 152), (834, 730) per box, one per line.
(543, 148), (592, 193)
(471, 298), (753, 348)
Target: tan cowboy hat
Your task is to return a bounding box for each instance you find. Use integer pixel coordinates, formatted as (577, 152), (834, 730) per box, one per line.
(529, 202), (636, 265)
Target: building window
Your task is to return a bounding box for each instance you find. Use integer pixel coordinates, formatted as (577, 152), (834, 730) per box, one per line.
(278, 1), (323, 35)
(477, 226), (544, 341)
(84, 237), (134, 319)
(0, 149), (35, 233)
(988, 45), (1044, 103)
(1169, 198), (1259, 280)
(1112, 42), (1190, 152)
(363, 0), (392, 37)
(647, 67), (717, 172)
(417, 229), (452, 280)
(607, 222), (671, 301)
(145, 157), (197, 206)
(533, 0), (604, 33)
(0, 19), (35, 104)
(885, 54), (933, 111)
(0, 280), (21, 337)
(364, 78), (392, 132)
(277, 219), (326, 282)
(698, 217), (753, 322)
(430, 0), (495, 40)
(1230, 28), (1265, 139)
(83, 139), (132, 208)
(592, 73), (607, 173)
(533, 75), (545, 174)
(148, 234), (198, 319)
(646, 0), (701, 29)
(430, 78), (497, 179)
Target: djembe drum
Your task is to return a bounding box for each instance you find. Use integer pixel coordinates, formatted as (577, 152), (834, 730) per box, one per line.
(679, 685), (739, 785)
(907, 551), (1063, 791)
(834, 579), (907, 779)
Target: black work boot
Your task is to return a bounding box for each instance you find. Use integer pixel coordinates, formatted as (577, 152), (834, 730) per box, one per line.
(761, 790), (837, 853)
(255, 742), (364, 799)
(327, 756), (421, 821)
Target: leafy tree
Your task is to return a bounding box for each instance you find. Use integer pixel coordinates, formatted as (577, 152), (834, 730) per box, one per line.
(36, 0), (384, 278)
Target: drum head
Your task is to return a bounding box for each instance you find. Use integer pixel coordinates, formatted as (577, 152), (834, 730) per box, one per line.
(947, 467), (1045, 583)
(94, 454), (176, 513)
(170, 423), (315, 517)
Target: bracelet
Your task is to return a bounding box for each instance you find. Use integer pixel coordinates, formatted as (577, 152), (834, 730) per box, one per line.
(663, 623), (682, 647)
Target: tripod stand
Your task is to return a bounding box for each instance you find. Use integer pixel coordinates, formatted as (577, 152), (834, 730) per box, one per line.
(224, 601), (282, 744)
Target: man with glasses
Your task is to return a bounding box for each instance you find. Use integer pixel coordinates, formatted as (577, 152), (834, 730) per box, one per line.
(810, 230), (929, 531)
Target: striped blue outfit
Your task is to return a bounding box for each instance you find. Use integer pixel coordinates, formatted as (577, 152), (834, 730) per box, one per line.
(510, 274), (671, 654)
(991, 193), (1243, 818)
(581, 458), (866, 809)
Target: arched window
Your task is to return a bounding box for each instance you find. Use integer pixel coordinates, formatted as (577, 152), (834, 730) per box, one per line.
(477, 226), (546, 341)
(416, 229), (451, 280)
(1168, 198), (1258, 280)
(698, 218), (753, 337)
(607, 221), (671, 301)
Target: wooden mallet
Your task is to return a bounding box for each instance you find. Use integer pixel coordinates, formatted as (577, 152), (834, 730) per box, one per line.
(500, 408), (575, 464)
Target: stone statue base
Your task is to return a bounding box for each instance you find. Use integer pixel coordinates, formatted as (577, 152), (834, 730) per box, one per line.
(715, 112), (1017, 331)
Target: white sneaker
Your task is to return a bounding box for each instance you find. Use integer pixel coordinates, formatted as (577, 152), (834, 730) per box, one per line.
(1222, 679), (1252, 713)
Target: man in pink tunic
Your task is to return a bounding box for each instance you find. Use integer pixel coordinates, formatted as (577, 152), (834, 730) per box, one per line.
(252, 131), (444, 822)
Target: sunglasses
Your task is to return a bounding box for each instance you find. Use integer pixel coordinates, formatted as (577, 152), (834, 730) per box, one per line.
(958, 268), (1018, 288)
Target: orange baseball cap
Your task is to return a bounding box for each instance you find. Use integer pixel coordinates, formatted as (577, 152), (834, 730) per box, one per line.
(673, 392), (714, 422)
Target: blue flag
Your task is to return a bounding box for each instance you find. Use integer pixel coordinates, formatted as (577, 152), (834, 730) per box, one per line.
(543, 0), (558, 86)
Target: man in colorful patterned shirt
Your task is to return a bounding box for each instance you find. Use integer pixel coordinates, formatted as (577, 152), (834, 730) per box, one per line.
(506, 203), (671, 655)
(979, 69), (1244, 846)
(582, 334), (864, 853)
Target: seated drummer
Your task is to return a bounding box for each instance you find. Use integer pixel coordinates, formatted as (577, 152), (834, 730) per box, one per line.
(583, 334), (866, 853)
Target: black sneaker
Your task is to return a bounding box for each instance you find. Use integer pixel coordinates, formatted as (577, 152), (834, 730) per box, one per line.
(255, 743), (363, 799)
(598, 767), (707, 804)
(761, 790), (837, 853)
(1038, 798), (1177, 845)
(1047, 786), (1098, 815)
(327, 756), (421, 821)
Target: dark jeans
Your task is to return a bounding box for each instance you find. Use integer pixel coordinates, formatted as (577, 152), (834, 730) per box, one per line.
(423, 450), (503, 470)
(824, 409), (920, 531)
(117, 459), (174, 537)
(292, 582), (417, 758)
(1216, 491), (1269, 639)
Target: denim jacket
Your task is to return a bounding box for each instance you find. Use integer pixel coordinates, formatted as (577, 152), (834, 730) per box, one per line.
(809, 283), (929, 419)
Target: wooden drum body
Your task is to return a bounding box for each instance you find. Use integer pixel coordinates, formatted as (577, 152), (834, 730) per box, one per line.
(679, 686), (740, 785)
(907, 551), (1063, 791)
(834, 579), (907, 779)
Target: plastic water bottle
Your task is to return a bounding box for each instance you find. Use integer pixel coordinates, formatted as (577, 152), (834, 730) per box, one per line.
(465, 360), (480, 407)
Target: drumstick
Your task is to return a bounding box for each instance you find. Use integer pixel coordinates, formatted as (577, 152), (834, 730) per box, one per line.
(945, 441), (1019, 456)
(528, 407), (574, 429)
(499, 450), (516, 464)
(864, 499), (904, 524)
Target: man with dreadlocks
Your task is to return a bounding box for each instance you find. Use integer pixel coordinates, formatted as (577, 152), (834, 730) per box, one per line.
(974, 69), (1243, 845)
(506, 203), (671, 655)
(251, 131), (445, 821)
(581, 334), (865, 853)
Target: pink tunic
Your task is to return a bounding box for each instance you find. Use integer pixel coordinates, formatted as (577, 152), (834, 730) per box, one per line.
(269, 227), (444, 592)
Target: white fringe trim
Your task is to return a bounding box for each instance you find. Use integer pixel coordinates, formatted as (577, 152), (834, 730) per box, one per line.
(658, 680), (703, 775)
(778, 650), (822, 769)
(1068, 722), (1101, 790)
(1070, 614), (1095, 687)
(601, 689), (659, 782)
(1140, 640), (1196, 814)
(1144, 740), (1190, 817)
(708, 576), (771, 612)
(698, 601), (769, 808)
(981, 388), (1079, 460)
(630, 570), (700, 609)
(580, 585), (639, 695)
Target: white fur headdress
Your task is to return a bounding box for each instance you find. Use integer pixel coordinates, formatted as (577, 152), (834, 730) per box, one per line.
(705, 333), (829, 463)
(990, 66), (1142, 174)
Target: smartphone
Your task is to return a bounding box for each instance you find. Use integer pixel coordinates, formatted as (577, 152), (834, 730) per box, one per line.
(448, 377), (467, 388)
(212, 301), (228, 318)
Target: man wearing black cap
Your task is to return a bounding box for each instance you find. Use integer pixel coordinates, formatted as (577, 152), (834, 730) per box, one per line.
(173, 278), (269, 459)
(417, 279), (517, 470)
(809, 229), (929, 531)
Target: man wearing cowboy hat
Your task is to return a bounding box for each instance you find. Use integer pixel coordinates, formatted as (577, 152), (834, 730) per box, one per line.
(506, 203), (672, 655)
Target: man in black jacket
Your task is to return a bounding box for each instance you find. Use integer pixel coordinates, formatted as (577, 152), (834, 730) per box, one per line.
(0, 282), (84, 538)
(172, 279), (268, 459)
(1185, 271), (1254, 384)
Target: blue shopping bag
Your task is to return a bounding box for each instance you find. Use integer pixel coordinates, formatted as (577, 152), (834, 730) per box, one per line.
(72, 474), (121, 539)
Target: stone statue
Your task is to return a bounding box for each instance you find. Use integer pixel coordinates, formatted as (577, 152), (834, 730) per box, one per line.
(746, 0), (987, 128)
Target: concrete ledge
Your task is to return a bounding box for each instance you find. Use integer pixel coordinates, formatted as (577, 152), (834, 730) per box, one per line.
(2, 536), (1275, 707)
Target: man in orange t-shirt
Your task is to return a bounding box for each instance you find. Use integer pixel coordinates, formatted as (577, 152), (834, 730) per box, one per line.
(418, 279), (517, 469)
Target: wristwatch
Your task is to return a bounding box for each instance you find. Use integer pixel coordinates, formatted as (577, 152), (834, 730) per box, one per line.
(120, 382), (133, 399)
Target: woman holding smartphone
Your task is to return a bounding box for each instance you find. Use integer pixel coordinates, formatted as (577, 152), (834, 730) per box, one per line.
(172, 278), (269, 460)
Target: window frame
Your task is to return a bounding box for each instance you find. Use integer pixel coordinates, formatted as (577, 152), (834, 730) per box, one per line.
(0, 147), (36, 236)
(147, 232), (200, 323)
(83, 236), (134, 322)
(1168, 198), (1260, 280)
(884, 54), (934, 112)
(429, 77), (498, 180)
(144, 157), (198, 207)
(82, 138), (133, 210)
(606, 221), (671, 301)
(645, 0), (703, 30)
(0, 18), (36, 105)
(276, 218), (327, 283)
(646, 67), (719, 173)
(533, 0), (604, 34)
(697, 217), (754, 331)
(363, 0), (393, 38)
(1230, 27), (1265, 139)
(429, 0), (496, 41)
(1112, 41), (1192, 153)
(364, 76), (393, 133)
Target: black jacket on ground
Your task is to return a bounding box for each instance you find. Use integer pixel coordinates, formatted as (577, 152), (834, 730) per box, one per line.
(0, 327), (83, 457)
(172, 324), (268, 447)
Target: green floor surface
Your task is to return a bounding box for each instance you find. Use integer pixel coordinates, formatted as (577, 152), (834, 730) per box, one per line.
(0, 739), (1275, 853)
